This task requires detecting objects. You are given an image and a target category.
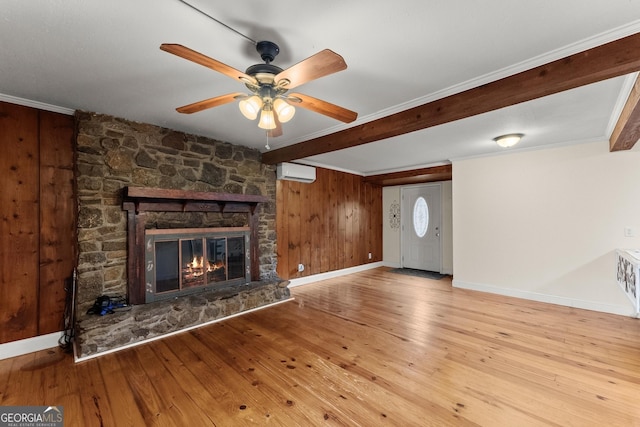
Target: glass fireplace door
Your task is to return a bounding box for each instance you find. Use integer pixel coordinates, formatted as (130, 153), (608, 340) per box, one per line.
(145, 227), (250, 303)
(181, 238), (205, 289)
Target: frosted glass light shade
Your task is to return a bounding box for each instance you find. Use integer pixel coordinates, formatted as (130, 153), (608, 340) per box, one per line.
(494, 133), (524, 148)
(239, 95), (262, 120)
(274, 99), (295, 123)
(258, 109), (276, 130)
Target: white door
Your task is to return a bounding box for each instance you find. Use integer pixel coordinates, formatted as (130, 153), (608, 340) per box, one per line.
(401, 184), (441, 272)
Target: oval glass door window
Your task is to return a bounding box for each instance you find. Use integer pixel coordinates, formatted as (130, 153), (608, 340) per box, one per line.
(413, 196), (429, 238)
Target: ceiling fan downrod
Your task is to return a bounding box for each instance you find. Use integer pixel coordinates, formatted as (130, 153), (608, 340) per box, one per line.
(256, 41), (280, 64)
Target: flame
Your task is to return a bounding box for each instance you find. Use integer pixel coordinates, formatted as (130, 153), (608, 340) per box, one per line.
(183, 256), (226, 283)
(211, 260), (225, 270)
(185, 256), (206, 277)
(190, 256), (203, 269)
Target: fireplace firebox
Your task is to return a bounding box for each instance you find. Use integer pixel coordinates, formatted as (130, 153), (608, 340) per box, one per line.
(123, 187), (269, 305)
(145, 227), (250, 303)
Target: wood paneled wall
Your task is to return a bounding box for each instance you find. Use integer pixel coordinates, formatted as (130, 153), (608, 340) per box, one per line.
(276, 167), (382, 280)
(0, 101), (75, 344)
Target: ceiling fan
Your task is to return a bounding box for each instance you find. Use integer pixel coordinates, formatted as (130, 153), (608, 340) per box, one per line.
(160, 41), (358, 137)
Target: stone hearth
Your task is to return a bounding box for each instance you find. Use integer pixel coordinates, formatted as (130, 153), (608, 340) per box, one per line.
(76, 280), (291, 360)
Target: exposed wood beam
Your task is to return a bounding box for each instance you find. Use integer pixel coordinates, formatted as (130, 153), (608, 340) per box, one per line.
(263, 32), (640, 165)
(610, 73), (640, 151)
(363, 165), (452, 187)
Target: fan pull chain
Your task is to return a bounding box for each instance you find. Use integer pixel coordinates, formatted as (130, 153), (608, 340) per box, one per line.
(265, 132), (270, 150)
(176, 0), (257, 46)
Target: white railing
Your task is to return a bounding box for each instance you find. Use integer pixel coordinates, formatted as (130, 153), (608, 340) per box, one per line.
(616, 249), (640, 314)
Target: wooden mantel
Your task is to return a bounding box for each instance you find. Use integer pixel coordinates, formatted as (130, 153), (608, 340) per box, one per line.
(124, 186), (269, 213)
(122, 187), (270, 305)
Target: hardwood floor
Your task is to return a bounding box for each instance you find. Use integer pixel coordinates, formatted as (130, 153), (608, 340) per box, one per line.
(1, 267), (640, 426)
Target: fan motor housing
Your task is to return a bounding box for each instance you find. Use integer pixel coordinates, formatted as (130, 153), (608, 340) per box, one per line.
(245, 63), (283, 78)
(245, 64), (285, 93)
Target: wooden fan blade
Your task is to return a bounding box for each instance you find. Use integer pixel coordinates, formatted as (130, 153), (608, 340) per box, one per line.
(160, 44), (256, 85)
(289, 93), (357, 123)
(176, 93), (244, 114)
(267, 113), (283, 138)
(275, 49), (347, 90)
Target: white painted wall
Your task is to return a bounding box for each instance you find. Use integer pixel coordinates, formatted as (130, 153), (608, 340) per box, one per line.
(383, 182), (453, 273)
(452, 140), (640, 316)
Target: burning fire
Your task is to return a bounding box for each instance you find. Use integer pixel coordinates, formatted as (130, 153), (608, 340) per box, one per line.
(184, 257), (225, 278)
(189, 256), (204, 269)
(210, 260), (225, 271)
(184, 256), (205, 279)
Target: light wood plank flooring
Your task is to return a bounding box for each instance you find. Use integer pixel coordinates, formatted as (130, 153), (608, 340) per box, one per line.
(1, 267), (639, 426)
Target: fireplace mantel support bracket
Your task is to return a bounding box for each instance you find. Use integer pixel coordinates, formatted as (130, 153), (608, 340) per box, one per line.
(122, 186), (270, 305)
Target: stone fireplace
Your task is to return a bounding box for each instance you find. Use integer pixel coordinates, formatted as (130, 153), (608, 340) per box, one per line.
(74, 112), (290, 359)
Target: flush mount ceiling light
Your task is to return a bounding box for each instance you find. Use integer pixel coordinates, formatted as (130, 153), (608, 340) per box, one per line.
(494, 133), (524, 148)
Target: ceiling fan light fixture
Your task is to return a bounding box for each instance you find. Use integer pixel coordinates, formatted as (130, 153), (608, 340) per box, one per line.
(239, 95), (263, 120)
(161, 41), (357, 138)
(494, 133), (524, 148)
(274, 98), (295, 123)
(258, 108), (277, 130)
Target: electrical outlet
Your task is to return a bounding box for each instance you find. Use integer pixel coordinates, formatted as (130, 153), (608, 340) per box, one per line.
(298, 263), (304, 272)
(368, 252), (372, 260)
(624, 227), (636, 237)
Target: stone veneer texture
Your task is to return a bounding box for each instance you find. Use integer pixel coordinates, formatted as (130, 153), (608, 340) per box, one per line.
(76, 280), (291, 359)
(75, 111), (278, 316)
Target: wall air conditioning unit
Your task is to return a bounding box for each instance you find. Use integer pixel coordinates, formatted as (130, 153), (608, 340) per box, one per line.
(276, 162), (316, 183)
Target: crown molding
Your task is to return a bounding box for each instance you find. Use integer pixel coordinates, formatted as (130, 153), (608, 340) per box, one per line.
(0, 93), (74, 115)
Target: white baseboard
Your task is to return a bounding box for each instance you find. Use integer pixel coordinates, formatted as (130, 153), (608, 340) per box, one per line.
(287, 262), (385, 288)
(0, 332), (63, 360)
(452, 279), (638, 317)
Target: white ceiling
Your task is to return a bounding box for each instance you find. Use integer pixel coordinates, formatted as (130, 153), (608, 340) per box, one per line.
(1, 1), (639, 175)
